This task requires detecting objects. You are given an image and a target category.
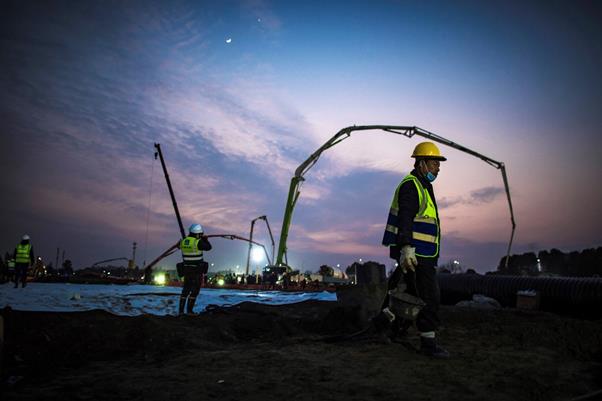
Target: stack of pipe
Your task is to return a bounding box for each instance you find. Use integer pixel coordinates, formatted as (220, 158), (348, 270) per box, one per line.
(438, 274), (602, 318)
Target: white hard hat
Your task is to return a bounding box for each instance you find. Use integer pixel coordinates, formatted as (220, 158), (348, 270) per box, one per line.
(22, 234), (30, 240)
(189, 224), (203, 234)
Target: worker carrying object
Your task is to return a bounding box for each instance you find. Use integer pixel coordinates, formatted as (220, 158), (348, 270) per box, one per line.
(381, 142), (450, 358)
(177, 223), (212, 315)
(14, 234), (34, 289)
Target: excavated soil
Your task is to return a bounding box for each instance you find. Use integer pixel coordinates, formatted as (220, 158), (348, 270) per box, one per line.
(1, 301), (601, 401)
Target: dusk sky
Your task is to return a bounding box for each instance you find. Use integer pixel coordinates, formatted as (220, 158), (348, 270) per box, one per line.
(1, 0), (601, 274)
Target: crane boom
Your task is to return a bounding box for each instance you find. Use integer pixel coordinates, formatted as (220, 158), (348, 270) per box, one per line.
(275, 125), (516, 269)
(91, 257), (129, 267)
(154, 143), (186, 239)
(144, 234), (271, 273)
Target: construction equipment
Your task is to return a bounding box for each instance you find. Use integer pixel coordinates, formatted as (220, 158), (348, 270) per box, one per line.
(275, 125), (516, 269)
(154, 143), (186, 239)
(245, 215), (275, 274)
(146, 143), (272, 275)
(91, 257), (129, 267)
(144, 234), (271, 273)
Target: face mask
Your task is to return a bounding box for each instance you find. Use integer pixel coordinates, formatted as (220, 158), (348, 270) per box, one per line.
(420, 160), (437, 182)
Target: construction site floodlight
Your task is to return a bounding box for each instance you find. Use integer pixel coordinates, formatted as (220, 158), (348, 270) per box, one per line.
(251, 246), (264, 263)
(275, 125), (516, 269)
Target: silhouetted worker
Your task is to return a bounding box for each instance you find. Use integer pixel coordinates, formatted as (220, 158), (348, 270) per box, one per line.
(381, 142), (449, 358)
(0, 256), (6, 283)
(269, 271), (277, 290)
(178, 224), (212, 315)
(14, 234), (34, 288)
(5, 252), (15, 283)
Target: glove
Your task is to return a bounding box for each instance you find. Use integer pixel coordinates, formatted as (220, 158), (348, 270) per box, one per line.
(401, 245), (418, 272)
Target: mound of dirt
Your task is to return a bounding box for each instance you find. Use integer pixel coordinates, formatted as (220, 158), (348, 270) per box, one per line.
(1, 301), (601, 401)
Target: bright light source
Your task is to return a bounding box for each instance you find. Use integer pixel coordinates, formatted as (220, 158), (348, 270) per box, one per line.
(251, 247), (264, 263)
(154, 273), (166, 286)
(217, 278), (225, 286)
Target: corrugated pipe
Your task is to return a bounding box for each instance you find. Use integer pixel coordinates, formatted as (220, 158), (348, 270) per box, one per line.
(438, 274), (602, 318)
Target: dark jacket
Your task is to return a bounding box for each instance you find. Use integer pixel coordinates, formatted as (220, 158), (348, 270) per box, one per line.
(198, 236), (212, 252)
(389, 168), (440, 267)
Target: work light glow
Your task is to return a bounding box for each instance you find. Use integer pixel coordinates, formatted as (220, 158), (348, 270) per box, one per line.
(154, 273), (166, 285)
(251, 247), (264, 263)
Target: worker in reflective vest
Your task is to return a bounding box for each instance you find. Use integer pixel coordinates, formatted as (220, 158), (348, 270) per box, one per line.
(178, 223), (212, 315)
(381, 142), (449, 358)
(14, 234), (34, 288)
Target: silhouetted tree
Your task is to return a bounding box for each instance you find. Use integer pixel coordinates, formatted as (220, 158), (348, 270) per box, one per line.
(319, 265), (334, 277)
(501, 247), (602, 277)
(345, 262), (360, 276)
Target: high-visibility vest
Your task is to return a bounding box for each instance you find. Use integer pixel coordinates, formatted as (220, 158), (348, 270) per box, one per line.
(382, 174), (440, 258)
(15, 243), (32, 264)
(180, 236), (203, 266)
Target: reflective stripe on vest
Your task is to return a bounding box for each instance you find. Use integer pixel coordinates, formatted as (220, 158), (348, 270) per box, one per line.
(180, 236), (203, 265)
(16, 243), (31, 264)
(382, 174), (440, 258)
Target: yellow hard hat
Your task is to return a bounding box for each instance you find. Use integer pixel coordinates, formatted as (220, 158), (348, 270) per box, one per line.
(411, 142), (447, 161)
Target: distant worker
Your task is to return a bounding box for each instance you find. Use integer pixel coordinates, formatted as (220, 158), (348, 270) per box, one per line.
(381, 142), (449, 358)
(0, 255), (6, 283)
(14, 234), (35, 288)
(178, 224), (212, 315)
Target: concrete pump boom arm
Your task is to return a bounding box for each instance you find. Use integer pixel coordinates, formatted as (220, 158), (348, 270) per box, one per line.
(246, 216), (276, 274)
(276, 125), (516, 269)
(145, 234), (271, 273)
(91, 257), (129, 267)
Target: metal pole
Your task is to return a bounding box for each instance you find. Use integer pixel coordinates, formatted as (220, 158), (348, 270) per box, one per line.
(245, 219), (256, 275)
(154, 143), (186, 239)
(261, 216), (276, 266)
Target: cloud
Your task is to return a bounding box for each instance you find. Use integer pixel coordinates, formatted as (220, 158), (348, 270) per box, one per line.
(469, 186), (505, 204)
(438, 186), (504, 209)
(287, 219), (385, 259)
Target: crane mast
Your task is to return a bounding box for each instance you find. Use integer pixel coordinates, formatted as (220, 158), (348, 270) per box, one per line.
(245, 215), (276, 274)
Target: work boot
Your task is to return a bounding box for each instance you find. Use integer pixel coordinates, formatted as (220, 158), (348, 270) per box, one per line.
(419, 336), (450, 359)
(178, 297), (186, 315)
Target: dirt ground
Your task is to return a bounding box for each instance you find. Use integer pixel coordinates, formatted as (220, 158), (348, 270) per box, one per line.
(1, 300), (601, 401)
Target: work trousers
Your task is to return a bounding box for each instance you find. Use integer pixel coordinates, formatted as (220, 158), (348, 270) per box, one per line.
(180, 268), (202, 313)
(382, 261), (440, 333)
(14, 263), (28, 288)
